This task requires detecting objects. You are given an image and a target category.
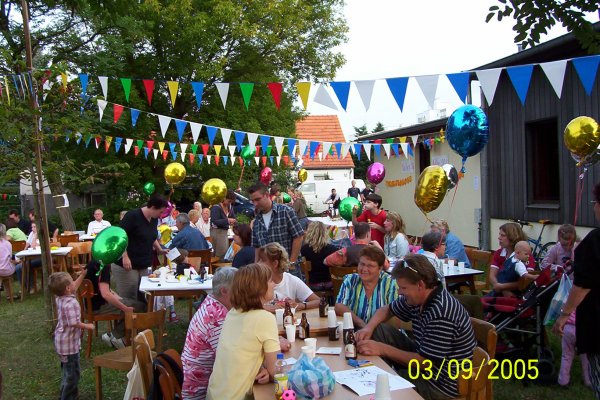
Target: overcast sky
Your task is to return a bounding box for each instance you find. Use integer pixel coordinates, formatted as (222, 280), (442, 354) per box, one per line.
(306, 0), (599, 140)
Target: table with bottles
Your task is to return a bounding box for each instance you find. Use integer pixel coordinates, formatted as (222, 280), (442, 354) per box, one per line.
(138, 275), (212, 312)
(252, 336), (424, 399)
(275, 307), (341, 337)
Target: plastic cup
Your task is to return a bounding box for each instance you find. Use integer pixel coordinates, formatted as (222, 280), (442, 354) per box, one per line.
(458, 261), (465, 272)
(448, 259), (455, 269)
(275, 309), (284, 326)
(183, 269), (191, 278)
(327, 309), (337, 328)
(285, 324), (296, 343)
(343, 312), (354, 329)
(374, 374), (391, 400)
(301, 345), (314, 360)
(304, 338), (317, 351)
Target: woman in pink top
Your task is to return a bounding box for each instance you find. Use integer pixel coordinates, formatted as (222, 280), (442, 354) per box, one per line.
(541, 224), (578, 273)
(0, 224), (16, 278)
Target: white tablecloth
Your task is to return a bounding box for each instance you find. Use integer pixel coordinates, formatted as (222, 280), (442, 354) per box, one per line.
(138, 276), (213, 293)
(308, 217), (352, 228)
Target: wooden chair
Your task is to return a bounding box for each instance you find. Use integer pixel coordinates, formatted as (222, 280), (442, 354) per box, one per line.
(9, 240), (26, 252)
(188, 249), (213, 273)
(456, 346), (490, 400)
(300, 259), (333, 300)
(154, 349), (183, 400)
(78, 279), (124, 358)
(133, 330), (155, 398)
(465, 248), (494, 293)
(470, 318), (497, 400)
(67, 242), (86, 274)
(59, 234), (79, 247)
(0, 275), (14, 303)
(93, 309), (165, 400)
(330, 265), (358, 299)
(80, 241), (92, 263)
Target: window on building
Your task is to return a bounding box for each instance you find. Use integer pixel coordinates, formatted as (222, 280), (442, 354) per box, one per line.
(418, 143), (431, 174)
(525, 118), (559, 204)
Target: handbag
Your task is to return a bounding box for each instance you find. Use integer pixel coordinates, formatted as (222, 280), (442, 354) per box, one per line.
(544, 273), (573, 326)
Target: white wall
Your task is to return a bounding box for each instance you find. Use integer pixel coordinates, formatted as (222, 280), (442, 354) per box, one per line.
(377, 143), (482, 247)
(306, 168), (354, 181)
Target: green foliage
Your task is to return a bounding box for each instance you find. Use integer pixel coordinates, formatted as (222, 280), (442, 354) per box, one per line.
(487, 0), (600, 53)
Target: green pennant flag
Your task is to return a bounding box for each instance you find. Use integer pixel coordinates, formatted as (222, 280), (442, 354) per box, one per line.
(329, 146), (334, 155)
(386, 138), (394, 144)
(120, 78), (132, 102)
(266, 145), (272, 157)
(136, 139), (144, 149)
(190, 144), (198, 154)
(239, 83), (254, 111)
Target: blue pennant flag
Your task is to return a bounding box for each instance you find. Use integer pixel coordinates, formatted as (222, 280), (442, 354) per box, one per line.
(309, 141), (320, 160)
(169, 143), (176, 153)
(144, 147), (149, 158)
(198, 154), (204, 164)
(191, 82), (205, 108)
(76, 133), (82, 145)
(335, 143), (342, 159)
(572, 55), (600, 96)
(407, 145), (414, 157)
(115, 137), (122, 153)
(131, 109), (140, 127)
(223, 156), (229, 165)
(391, 143), (400, 157)
(330, 81), (351, 111)
(26, 73), (34, 97)
(446, 72), (470, 103)
(11, 75), (21, 99)
(234, 131), (246, 152)
(175, 120), (188, 141)
(260, 135), (271, 154)
(206, 126), (218, 146)
(171, 151), (177, 160)
(354, 144), (362, 161)
(85, 135), (92, 148)
(386, 77), (409, 112)
(79, 73), (89, 94)
(287, 139), (297, 157)
(269, 156), (274, 165)
(65, 133), (70, 142)
(373, 144), (381, 159)
(506, 65), (534, 105)
(246, 160), (251, 166)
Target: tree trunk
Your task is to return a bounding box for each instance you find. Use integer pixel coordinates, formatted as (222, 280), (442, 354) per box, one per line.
(46, 169), (76, 231)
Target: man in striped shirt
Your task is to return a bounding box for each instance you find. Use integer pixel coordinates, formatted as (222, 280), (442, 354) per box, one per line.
(356, 254), (476, 400)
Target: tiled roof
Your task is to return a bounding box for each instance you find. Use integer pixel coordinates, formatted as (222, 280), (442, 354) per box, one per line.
(294, 115), (354, 169)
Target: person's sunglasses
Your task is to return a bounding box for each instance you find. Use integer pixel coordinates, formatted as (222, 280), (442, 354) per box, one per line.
(399, 259), (419, 275)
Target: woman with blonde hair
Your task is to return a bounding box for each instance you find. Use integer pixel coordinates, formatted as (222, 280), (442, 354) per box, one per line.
(259, 242), (320, 311)
(372, 212), (409, 263)
(301, 221), (338, 291)
(206, 263), (280, 399)
(292, 190), (309, 230)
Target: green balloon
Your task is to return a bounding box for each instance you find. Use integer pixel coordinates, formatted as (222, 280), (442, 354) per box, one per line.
(339, 197), (362, 222)
(92, 226), (129, 265)
(143, 182), (155, 196)
(241, 145), (256, 161)
(282, 193), (291, 203)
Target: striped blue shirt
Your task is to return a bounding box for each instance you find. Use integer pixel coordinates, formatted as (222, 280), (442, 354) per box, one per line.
(336, 272), (398, 323)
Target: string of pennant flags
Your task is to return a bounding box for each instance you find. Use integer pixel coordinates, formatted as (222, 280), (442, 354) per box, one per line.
(1, 54), (597, 114)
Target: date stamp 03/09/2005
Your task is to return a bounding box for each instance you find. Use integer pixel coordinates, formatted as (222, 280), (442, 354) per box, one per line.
(407, 358), (539, 381)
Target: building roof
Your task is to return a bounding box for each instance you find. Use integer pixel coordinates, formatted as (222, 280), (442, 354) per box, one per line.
(358, 117), (448, 141)
(294, 115), (355, 169)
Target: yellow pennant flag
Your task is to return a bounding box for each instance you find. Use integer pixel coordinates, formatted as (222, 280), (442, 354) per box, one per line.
(295, 82), (311, 110)
(61, 73), (68, 89)
(158, 142), (166, 153)
(4, 76), (10, 105)
(167, 81), (179, 108)
(399, 137), (406, 143)
(214, 145), (222, 156)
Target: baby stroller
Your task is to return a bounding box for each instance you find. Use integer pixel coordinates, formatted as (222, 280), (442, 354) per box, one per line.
(483, 268), (562, 382)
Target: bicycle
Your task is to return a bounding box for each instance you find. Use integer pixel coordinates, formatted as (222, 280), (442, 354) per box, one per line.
(510, 219), (556, 265)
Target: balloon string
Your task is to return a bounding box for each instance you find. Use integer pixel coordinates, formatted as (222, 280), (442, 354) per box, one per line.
(438, 178), (461, 249)
(572, 167), (587, 225)
(96, 261), (105, 277)
(237, 163), (245, 191)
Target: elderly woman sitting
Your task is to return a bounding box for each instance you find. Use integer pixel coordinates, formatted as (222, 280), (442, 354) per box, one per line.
(258, 242), (321, 311)
(335, 246), (398, 329)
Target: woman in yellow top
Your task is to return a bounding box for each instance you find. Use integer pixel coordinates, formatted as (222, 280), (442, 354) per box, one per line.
(207, 263), (281, 400)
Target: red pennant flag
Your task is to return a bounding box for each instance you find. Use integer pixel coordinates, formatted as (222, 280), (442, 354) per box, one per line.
(188, 154), (195, 164)
(267, 82), (282, 111)
(162, 150), (169, 161)
(201, 144), (209, 156)
(134, 145), (140, 156)
(143, 79), (155, 105)
(95, 136), (102, 148)
(261, 156), (267, 167)
(238, 157), (243, 167)
(256, 145), (261, 155)
(105, 142), (111, 152)
(2, 194), (7, 200)
(374, 139), (382, 144)
(215, 156), (220, 166)
(282, 155), (289, 166)
(113, 104), (124, 124)
(147, 140), (154, 149)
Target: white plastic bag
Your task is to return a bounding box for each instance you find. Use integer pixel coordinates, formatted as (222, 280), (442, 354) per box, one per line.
(223, 242), (235, 261)
(124, 360), (145, 400)
(544, 273), (573, 326)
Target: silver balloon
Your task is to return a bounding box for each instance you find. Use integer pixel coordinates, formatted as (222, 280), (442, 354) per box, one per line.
(442, 164), (459, 190)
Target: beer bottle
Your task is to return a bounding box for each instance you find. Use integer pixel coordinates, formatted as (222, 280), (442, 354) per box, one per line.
(298, 312), (310, 339)
(283, 301), (294, 326)
(318, 296), (328, 317)
(345, 330), (357, 360)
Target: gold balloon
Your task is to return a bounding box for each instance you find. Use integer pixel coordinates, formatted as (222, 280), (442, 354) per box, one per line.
(564, 116), (600, 160)
(414, 165), (449, 214)
(202, 178), (227, 206)
(298, 169), (308, 183)
(164, 162), (187, 185)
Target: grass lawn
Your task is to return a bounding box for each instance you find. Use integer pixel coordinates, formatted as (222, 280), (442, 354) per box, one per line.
(0, 291), (596, 400)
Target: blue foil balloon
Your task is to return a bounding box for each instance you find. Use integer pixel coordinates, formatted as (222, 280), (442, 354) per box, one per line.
(446, 105), (489, 172)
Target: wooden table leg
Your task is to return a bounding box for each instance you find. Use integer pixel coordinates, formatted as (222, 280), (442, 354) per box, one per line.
(21, 259), (30, 301)
(468, 277), (477, 295)
(147, 293), (155, 312)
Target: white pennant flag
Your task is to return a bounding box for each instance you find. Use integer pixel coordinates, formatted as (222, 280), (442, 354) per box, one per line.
(400, 143), (409, 158)
(341, 143), (351, 158)
(153, 149), (159, 159)
(476, 68), (502, 106)
(98, 76), (108, 99)
(221, 128), (232, 147)
(321, 142), (332, 159)
(124, 138), (133, 154)
(180, 143), (188, 154)
(349, 143), (357, 154)
(254, 156), (260, 165)
(318, 152), (323, 161)
(230, 155), (236, 165)
(540, 60), (568, 98)
(189, 122), (202, 144)
(382, 143), (391, 159)
(363, 143), (372, 161)
(215, 83), (229, 109)
(158, 115), (172, 138)
(410, 135), (419, 147)
(180, 152), (186, 162)
(274, 136), (285, 156)
(247, 132), (259, 149)
(97, 99), (107, 121)
(276, 156), (281, 166)
(207, 155), (212, 165)
(354, 80), (376, 111)
(298, 139), (309, 157)
(313, 84), (338, 110)
(415, 75), (439, 109)
(228, 145), (236, 157)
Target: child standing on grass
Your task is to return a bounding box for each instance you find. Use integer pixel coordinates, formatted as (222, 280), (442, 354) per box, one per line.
(49, 271), (94, 400)
(559, 310), (591, 387)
